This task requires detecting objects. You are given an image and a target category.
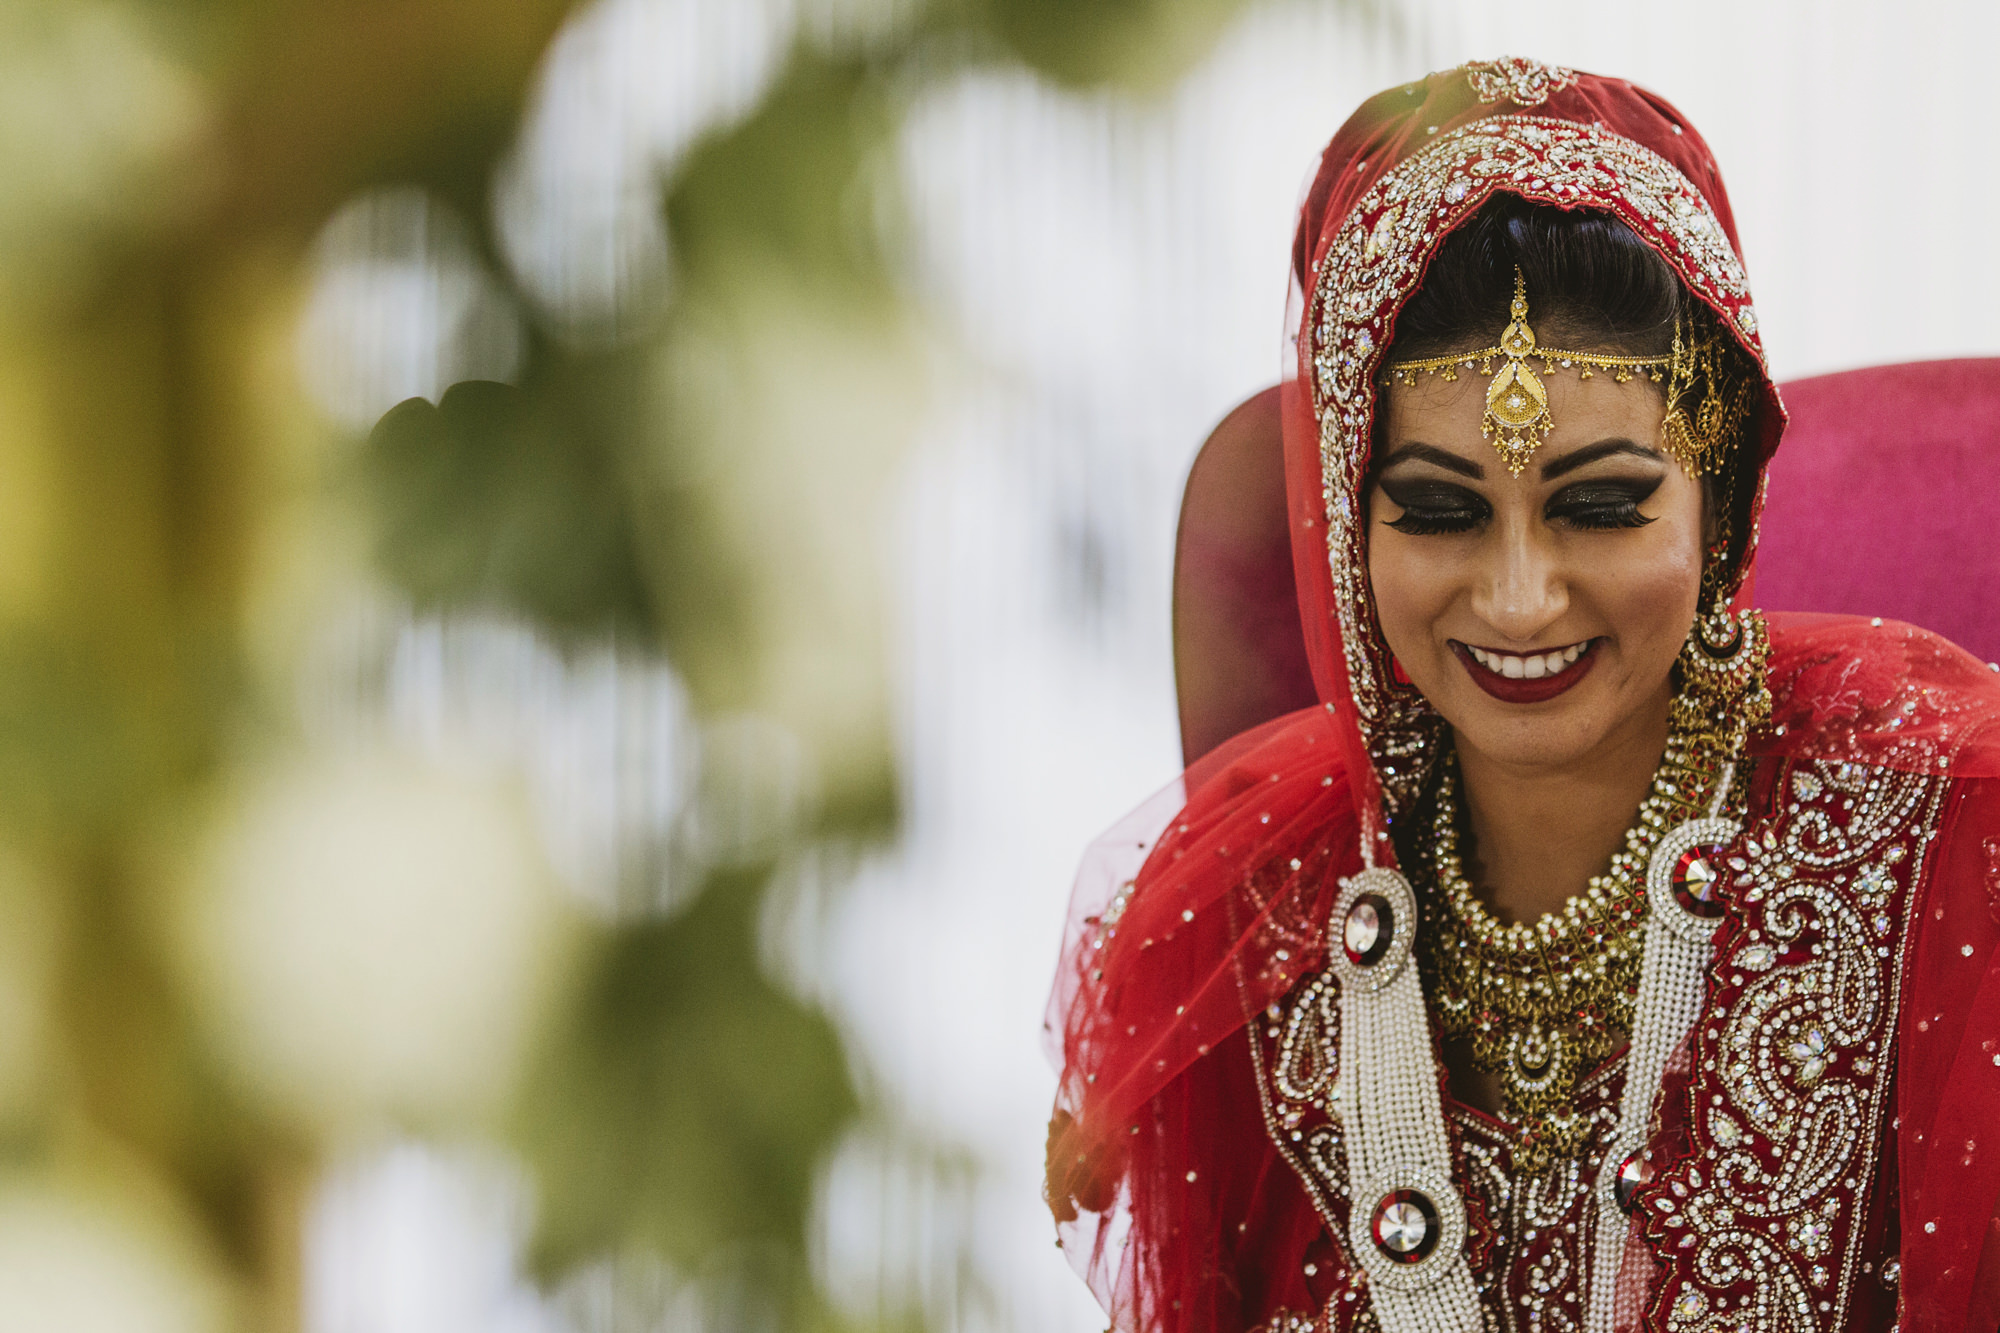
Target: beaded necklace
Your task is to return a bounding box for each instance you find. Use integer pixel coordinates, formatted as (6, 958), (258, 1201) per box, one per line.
(1419, 723), (1743, 1168)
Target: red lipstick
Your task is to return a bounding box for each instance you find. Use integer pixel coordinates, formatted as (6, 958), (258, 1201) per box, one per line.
(1451, 639), (1600, 704)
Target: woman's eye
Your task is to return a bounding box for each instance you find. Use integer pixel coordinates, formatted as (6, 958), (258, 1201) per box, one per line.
(1379, 480), (1490, 535)
(1545, 478), (1663, 530)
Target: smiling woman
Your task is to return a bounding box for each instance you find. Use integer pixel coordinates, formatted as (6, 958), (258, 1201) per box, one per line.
(1046, 59), (2000, 1333)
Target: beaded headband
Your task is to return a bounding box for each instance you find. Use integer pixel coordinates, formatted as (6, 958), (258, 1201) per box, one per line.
(1380, 267), (1750, 478)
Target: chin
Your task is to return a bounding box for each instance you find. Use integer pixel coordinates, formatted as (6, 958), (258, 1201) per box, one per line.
(1451, 707), (1619, 771)
(1426, 663), (1648, 772)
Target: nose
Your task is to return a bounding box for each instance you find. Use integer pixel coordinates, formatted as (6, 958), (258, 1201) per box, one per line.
(1469, 520), (1569, 643)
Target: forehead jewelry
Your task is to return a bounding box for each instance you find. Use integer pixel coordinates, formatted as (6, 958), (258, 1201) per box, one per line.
(1381, 267), (1670, 476)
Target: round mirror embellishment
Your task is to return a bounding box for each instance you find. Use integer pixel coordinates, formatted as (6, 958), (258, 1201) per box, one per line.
(1343, 893), (1395, 967)
(1370, 1189), (1442, 1263)
(1668, 844), (1728, 919)
(1612, 1151), (1653, 1214)
(1331, 868), (1417, 992)
(1647, 817), (1745, 941)
(1345, 1164), (1469, 1294)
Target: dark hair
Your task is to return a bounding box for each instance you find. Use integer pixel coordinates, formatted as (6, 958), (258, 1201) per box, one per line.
(1381, 193), (1760, 596)
(1389, 194), (1684, 361)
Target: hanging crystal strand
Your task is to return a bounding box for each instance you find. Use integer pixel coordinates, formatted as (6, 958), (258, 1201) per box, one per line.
(1576, 592), (1768, 1328)
(1335, 869), (1484, 1331)
(1584, 760), (1742, 1331)
(1584, 607), (1769, 1329)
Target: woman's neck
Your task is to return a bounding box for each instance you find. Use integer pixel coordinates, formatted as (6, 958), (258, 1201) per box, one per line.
(1451, 692), (1673, 926)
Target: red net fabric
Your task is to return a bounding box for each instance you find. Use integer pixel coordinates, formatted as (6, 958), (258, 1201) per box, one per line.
(1045, 706), (1360, 1318)
(1757, 612), (2000, 776)
(1048, 624), (2000, 1330)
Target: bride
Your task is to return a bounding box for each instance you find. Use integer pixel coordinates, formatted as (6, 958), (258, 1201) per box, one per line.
(1045, 59), (2000, 1333)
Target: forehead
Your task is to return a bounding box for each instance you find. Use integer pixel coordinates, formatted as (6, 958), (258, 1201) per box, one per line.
(1377, 371), (1668, 468)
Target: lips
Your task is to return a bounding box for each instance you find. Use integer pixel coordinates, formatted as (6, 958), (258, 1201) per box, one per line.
(1451, 638), (1600, 704)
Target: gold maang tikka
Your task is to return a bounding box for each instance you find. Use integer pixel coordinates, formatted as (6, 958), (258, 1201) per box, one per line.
(1381, 266), (1749, 478)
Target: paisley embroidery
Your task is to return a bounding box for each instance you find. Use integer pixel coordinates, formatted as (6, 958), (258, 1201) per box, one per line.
(1462, 58), (1580, 108)
(1251, 758), (1938, 1330)
(1648, 760), (1944, 1331)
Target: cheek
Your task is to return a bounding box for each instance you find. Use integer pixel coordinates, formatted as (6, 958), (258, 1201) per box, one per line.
(1599, 496), (1706, 654)
(1365, 530), (1455, 665)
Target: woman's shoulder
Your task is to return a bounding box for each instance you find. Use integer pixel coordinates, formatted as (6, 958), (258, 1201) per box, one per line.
(1758, 610), (2000, 777)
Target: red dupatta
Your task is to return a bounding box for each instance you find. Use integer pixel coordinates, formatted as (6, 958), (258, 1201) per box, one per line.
(1046, 58), (2000, 1333)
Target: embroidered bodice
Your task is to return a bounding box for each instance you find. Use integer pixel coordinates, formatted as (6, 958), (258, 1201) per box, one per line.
(1249, 757), (1941, 1331)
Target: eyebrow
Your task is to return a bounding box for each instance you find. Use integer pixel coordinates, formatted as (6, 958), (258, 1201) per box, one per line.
(1376, 437), (1668, 482)
(1539, 438), (1665, 479)
(1375, 442), (1484, 479)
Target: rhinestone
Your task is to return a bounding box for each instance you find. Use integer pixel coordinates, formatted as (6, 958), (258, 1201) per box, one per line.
(1789, 1029), (1829, 1084)
(1370, 1190), (1440, 1263)
(1343, 893), (1394, 966)
(1671, 845), (1728, 917)
(1613, 1152), (1653, 1213)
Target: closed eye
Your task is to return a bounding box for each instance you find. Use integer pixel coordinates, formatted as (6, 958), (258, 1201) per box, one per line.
(1378, 477), (1490, 534)
(1544, 475), (1664, 530)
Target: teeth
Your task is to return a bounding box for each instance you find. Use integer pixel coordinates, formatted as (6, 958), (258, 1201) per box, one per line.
(1468, 641), (1590, 680)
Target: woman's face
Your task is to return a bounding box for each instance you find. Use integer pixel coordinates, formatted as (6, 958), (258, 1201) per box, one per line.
(1366, 367), (1706, 774)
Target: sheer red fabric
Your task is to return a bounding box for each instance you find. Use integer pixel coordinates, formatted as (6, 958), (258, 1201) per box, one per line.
(1047, 58), (2000, 1333)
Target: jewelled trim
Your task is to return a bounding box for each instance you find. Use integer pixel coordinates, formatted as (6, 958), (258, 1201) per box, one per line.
(1646, 760), (1945, 1332)
(1462, 57), (1579, 108)
(1382, 267), (1674, 475)
(1252, 759), (1939, 1330)
(1306, 115), (1766, 816)
(1257, 1313), (1321, 1333)
(1251, 955), (1628, 1331)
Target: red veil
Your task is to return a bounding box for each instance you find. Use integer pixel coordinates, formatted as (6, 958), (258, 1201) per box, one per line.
(1045, 60), (2000, 1333)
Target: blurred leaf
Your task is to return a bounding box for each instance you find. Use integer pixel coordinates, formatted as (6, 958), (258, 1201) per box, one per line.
(515, 868), (858, 1279)
(363, 378), (656, 641)
(208, 0), (582, 236)
(969, 0), (1252, 90)
(667, 48), (902, 303)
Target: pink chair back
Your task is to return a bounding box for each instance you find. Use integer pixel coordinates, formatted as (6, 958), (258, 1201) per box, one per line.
(1754, 358), (2000, 664)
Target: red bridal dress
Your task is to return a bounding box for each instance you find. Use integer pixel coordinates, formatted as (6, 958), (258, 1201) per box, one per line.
(1045, 59), (2000, 1333)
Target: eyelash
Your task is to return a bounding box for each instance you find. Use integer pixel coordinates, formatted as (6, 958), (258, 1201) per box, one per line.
(1382, 484), (1660, 535)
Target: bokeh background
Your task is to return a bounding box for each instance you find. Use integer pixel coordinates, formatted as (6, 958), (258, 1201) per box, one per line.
(0, 1), (1994, 1330)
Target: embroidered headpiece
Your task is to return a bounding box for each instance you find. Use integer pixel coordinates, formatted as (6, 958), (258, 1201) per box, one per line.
(1380, 267), (1751, 477)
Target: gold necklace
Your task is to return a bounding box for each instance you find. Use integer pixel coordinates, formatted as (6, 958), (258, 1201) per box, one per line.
(1417, 719), (1748, 1169)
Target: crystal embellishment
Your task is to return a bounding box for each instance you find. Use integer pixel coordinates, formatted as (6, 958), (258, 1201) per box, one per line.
(1613, 1152), (1653, 1213)
(1370, 1189), (1441, 1263)
(1788, 1028), (1830, 1084)
(1343, 893), (1394, 966)
(1670, 845), (1727, 918)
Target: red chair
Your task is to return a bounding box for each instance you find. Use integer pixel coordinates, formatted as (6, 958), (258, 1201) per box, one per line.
(1173, 359), (2000, 765)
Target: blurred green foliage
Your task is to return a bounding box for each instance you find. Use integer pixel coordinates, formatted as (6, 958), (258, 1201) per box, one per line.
(518, 869), (856, 1277)
(0, 0), (1274, 1327)
(366, 380), (658, 640)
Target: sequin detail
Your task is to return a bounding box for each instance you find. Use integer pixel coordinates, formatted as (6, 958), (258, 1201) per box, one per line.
(1462, 58), (1580, 108)
(1251, 758), (1940, 1330)
(1649, 760), (1944, 1331)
